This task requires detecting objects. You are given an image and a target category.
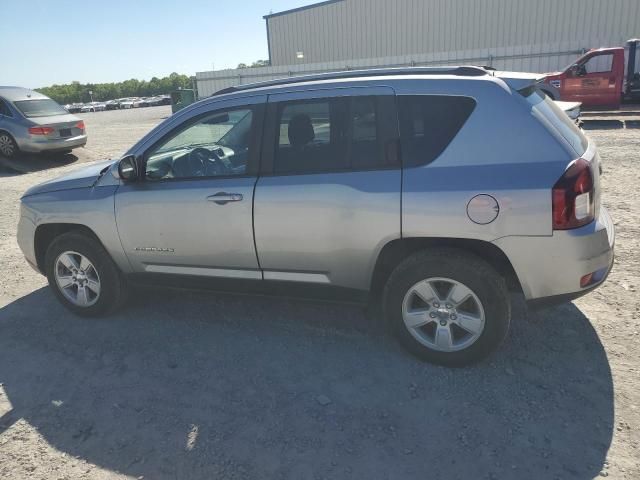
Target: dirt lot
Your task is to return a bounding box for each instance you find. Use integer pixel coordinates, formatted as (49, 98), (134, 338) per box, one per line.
(0, 109), (638, 479)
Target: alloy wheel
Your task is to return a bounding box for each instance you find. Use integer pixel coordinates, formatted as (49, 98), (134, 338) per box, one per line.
(0, 134), (15, 157)
(402, 277), (486, 352)
(54, 251), (101, 307)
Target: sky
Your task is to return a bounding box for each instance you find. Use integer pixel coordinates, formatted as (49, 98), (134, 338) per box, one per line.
(0, 0), (316, 88)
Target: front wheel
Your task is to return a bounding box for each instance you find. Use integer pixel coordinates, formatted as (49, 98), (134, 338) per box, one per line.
(384, 249), (510, 366)
(45, 232), (128, 317)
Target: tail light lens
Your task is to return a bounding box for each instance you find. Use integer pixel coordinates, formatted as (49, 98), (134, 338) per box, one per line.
(28, 126), (54, 135)
(552, 158), (595, 230)
(76, 121), (85, 131)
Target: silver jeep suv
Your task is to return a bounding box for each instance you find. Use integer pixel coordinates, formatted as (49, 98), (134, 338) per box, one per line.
(17, 67), (615, 366)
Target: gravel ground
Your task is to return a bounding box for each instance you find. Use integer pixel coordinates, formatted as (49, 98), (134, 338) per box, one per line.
(0, 109), (638, 480)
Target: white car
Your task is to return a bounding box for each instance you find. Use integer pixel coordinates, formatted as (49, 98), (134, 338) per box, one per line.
(80, 102), (105, 113)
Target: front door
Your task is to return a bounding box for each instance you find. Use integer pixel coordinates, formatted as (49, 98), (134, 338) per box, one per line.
(563, 51), (621, 107)
(115, 97), (265, 280)
(253, 87), (402, 291)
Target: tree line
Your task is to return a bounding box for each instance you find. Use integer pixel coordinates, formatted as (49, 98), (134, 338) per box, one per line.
(236, 60), (270, 69)
(36, 72), (195, 104)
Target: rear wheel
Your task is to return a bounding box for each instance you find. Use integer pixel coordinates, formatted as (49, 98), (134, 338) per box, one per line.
(0, 132), (18, 158)
(384, 249), (510, 366)
(45, 232), (128, 317)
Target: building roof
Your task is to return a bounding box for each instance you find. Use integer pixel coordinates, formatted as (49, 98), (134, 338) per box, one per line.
(263, 0), (344, 19)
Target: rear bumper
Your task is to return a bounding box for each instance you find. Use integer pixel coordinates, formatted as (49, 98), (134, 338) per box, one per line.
(493, 206), (615, 303)
(18, 134), (87, 153)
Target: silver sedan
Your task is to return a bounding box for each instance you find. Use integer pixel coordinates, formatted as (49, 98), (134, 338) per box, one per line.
(0, 86), (87, 158)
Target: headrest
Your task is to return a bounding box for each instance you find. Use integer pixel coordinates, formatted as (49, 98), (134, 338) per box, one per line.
(287, 114), (315, 148)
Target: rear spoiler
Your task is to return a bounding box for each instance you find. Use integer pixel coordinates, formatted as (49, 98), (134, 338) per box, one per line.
(489, 70), (546, 91)
(489, 70), (581, 120)
(554, 101), (582, 121)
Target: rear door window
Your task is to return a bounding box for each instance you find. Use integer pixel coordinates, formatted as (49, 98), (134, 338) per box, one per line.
(272, 96), (397, 174)
(398, 95), (476, 167)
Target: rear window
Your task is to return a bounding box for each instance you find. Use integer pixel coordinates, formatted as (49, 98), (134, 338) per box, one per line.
(13, 99), (67, 118)
(398, 95), (476, 167)
(523, 87), (588, 155)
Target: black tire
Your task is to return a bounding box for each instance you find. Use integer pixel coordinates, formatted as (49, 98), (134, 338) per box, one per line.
(45, 232), (128, 317)
(0, 131), (19, 159)
(383, 248), (510, 367)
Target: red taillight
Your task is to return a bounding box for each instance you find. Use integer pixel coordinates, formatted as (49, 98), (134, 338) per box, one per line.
(552, 158), (595, 230)
(28, 126), (54, 135)
(76, 121), (85, 131)
(580, 272), (594, 288)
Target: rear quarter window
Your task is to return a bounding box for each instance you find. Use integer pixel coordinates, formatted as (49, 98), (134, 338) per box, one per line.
(398, 95), (476, 167)
(0, 99), (13, 117)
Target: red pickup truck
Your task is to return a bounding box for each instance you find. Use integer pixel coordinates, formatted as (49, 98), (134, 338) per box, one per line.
(540, 39), (640, 109)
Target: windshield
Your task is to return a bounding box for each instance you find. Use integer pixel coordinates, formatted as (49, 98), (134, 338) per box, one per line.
(523, 87), (588, 155)
(13, 99), (68, 118)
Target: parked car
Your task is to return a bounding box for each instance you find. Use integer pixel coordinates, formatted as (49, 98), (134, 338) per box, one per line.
(0, 86), (86, 158)
(148, 95), (171, 106)
(132, 98), (146, 108)
(105, 100), (120, 110)
(80, 102), (106, 113)
(65, 103), (83, 113)
(118, 98), (134, 109)
(16, 67), (615, 366)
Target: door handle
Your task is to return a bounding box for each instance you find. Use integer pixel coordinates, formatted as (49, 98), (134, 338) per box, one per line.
(207, 192), (243, 205)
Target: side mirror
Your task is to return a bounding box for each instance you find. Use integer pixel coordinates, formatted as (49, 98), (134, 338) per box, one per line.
(117, 155), (139, 182)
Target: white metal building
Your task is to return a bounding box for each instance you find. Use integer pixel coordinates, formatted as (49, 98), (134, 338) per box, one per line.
(197, 0), (640, 97)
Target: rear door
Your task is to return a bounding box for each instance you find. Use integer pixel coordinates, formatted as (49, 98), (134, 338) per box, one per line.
(253, 87), (401, 291)
(564, 50), (622, 107)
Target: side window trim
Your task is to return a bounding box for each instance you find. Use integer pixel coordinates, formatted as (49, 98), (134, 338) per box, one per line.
(260, 88), (399, 176)
(139, 102), (266, 183)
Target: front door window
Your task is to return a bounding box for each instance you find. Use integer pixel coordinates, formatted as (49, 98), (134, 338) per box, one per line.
(145, 108), (254, 180)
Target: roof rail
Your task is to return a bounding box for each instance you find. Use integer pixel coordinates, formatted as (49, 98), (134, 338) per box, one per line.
(212, 66), (488, 96)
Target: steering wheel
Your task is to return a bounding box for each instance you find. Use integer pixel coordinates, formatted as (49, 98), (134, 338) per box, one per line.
(191, 147), (231, 177)
(186, 147), (213, 177)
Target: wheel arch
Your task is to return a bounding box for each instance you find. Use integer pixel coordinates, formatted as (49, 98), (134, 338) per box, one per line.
(370, 237), (522, 296)
(34, 223), (107, 273)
